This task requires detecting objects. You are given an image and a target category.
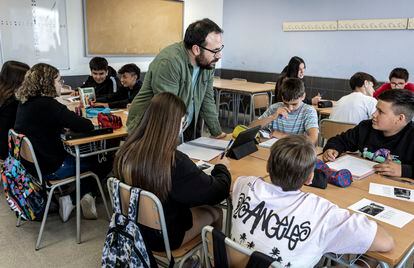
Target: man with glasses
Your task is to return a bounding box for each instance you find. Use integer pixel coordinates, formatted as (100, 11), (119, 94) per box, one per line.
(127, 18), (226, 140)
(373, 68), (414, 98)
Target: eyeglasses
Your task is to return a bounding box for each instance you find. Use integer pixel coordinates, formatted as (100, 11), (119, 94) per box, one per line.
(198, 44), (224, 57)
(390, 82), (405, 87)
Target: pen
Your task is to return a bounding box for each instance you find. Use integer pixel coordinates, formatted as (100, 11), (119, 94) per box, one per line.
(220, 139), (234, 159)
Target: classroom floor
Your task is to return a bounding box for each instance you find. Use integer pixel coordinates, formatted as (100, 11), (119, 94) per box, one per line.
(0, 192), (108, 267)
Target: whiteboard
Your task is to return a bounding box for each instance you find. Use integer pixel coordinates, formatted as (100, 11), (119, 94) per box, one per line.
(0, 0), (70, 69)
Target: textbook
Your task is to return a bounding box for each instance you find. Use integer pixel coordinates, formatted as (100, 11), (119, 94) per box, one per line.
(326, 154), (376, 179)
(187, 137), (229, 150)
(79, 87), (96, 107)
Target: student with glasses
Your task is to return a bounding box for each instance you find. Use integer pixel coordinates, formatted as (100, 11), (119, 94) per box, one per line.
(127, 18), (226, 141)
(373, 67), (414, 98)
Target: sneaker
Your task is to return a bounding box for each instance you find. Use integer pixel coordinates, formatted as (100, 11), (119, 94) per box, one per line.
(80, 193), (98, 220)
(59, 195), (74, 222)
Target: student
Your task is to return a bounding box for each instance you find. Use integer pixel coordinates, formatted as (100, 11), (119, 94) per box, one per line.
(82, 57), (120, 102)
(250, 78), (319, 145)
(14, 63), (99, 222)
(106, 63), (142, 109)
(329, 72), (377, 124)
(373, 68), (414, 98)
(114, 92), (231, 251)
(231, 135), (394, 267)
(323, 89), (414, 178)
(0, 60), (30, 160)
(275, 56), (321, 105)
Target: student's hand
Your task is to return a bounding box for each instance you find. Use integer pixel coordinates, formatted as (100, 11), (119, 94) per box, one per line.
(274, 107), (290, 119)
(216, 156), (230, 170)
(70, 91), (79, 96)
(373, 156), (402, 177)
(212, 132), (227, 139)
(311, 93), (322, 105)
(322, 149), (339, 162)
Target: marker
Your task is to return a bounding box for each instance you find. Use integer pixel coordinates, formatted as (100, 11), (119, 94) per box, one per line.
(220, 139), (234, 159)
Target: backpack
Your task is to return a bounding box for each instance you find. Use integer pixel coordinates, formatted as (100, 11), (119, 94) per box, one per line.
(1, 131), (45, 221)
(102, 179), (152, 268)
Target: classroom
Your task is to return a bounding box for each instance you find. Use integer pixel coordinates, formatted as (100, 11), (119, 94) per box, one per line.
(0, 0), (414, 267)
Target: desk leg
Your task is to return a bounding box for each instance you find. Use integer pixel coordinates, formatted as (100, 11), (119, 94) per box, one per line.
(75, 145), (81, 244)
(250, 93), (254, 124)
(232, 93), (237, 127)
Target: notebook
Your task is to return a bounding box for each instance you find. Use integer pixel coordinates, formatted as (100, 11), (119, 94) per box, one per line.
(259, 138), (278, 148)
(326, 154), (376, 179)
(177, 143), (222, 161)
(187, 137), (229, 150)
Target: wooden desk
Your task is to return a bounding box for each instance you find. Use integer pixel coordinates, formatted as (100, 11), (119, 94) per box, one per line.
(313, 101), (336, 122)
(213, 78), (275, 126)
(221, 147), (414, 267)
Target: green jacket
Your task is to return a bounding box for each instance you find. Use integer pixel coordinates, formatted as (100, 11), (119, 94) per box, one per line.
(126, 42), (222, 136)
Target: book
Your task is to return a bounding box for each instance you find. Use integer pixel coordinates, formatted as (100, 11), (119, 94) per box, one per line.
(326, 154), (376, 179)
(187, 137), (229, 150)
(79, 87), (96, 108)
(177, 143), (222, 161)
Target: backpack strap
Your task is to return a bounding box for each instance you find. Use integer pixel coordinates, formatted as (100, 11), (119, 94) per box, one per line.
(112, 179), (122, 214)
(9, 131), (25, 160)
(246, 251), (275, 268)
(127, 187), (141, 222)
(212, 228), (229, 268)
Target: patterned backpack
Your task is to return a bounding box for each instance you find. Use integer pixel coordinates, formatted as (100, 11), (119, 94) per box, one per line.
(1, 131), (45, 220)
(102, 179), (152, 268)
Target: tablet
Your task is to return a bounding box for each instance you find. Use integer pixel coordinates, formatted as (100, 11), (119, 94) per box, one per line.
(230, 125), (260, 148)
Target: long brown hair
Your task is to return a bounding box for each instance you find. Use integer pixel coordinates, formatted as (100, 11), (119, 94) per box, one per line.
(114, 92), (186, 201)
(0, 61), (30, 106)
(15, 63), (59, 103)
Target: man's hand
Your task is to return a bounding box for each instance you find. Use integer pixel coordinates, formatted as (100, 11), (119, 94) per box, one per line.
(322, 149), (339, 162)
(373, 155), (402, 177)
(212, 132), (227, 139)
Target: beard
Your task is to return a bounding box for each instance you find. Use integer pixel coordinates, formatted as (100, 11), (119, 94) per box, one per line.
(195, 54), (219, 70)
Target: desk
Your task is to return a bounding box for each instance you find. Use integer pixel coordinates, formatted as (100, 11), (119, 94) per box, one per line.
(213, 79), (274, 126)
(61, 106), (129, 243)
(218, 146), (414, 267)
(313, 101), (336, 122)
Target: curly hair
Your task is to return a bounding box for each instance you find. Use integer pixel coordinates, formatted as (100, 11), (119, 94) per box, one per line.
(15, 63), (59, 103)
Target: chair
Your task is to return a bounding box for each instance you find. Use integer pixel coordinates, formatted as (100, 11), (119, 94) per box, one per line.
(9, 129), (111, 250)
(319, 119), (356, 146)
(107, 177), (203, 268)
(202, 225), (281, 268)
(265, 81), (276, 103)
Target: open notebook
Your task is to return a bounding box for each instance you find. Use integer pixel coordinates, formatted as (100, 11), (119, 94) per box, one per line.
(326, 154), (377, 179)
(177, 137), (229, 161)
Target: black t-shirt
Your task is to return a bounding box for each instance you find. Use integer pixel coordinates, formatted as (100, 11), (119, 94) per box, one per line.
(14, 96), (94, 175)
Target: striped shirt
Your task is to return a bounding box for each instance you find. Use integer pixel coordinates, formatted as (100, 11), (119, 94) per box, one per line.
(258, 102), (318, 134)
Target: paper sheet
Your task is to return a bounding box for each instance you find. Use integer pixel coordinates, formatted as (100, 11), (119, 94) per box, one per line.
(188, 137), (230, 150)
(326, 155), (376, 179)
(196, 160), (214, 175)
(348, 198), (414, 228)
(369, 183), (414, 202)
(259, 138), (278, 148)
(177, 143), (222, 161)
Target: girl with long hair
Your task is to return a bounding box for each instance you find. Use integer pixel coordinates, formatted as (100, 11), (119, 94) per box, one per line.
(0, 60), (30, 159)
(275, 56), (321, 105)
(114, 92), (231, 251)
(14, 63), (98, 222)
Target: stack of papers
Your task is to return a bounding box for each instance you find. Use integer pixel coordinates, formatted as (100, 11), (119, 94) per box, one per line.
(259, 138), (278, 148)
(326, 155), (376, 179)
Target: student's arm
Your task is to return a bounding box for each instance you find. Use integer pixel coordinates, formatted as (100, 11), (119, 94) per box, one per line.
(249, 104), (289, 129)
(368, 224), (394, 252)
(323, 123), (361, 161)
(199, 73), (224, 137)
(171, 152), (231, 207)
(55, 101), (94, 132)
(306, 127), (319, 145)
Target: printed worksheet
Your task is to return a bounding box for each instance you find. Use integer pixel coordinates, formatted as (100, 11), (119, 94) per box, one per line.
(369, 183), (414, 202)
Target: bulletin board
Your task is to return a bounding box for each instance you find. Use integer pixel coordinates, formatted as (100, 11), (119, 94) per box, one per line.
(0, 0), (70, 69)
(83, 0), (184, 56)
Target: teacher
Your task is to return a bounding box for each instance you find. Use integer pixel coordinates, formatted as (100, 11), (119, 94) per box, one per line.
(126, 18), (226, 141)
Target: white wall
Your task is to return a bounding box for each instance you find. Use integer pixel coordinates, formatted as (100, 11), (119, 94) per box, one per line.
(61, 0), (223, 76)
(221, 0), (414, 80)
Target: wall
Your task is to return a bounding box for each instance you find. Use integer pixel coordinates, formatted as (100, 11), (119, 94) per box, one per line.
(60, 0), (223, 76)
(221, 0), (414, 81)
